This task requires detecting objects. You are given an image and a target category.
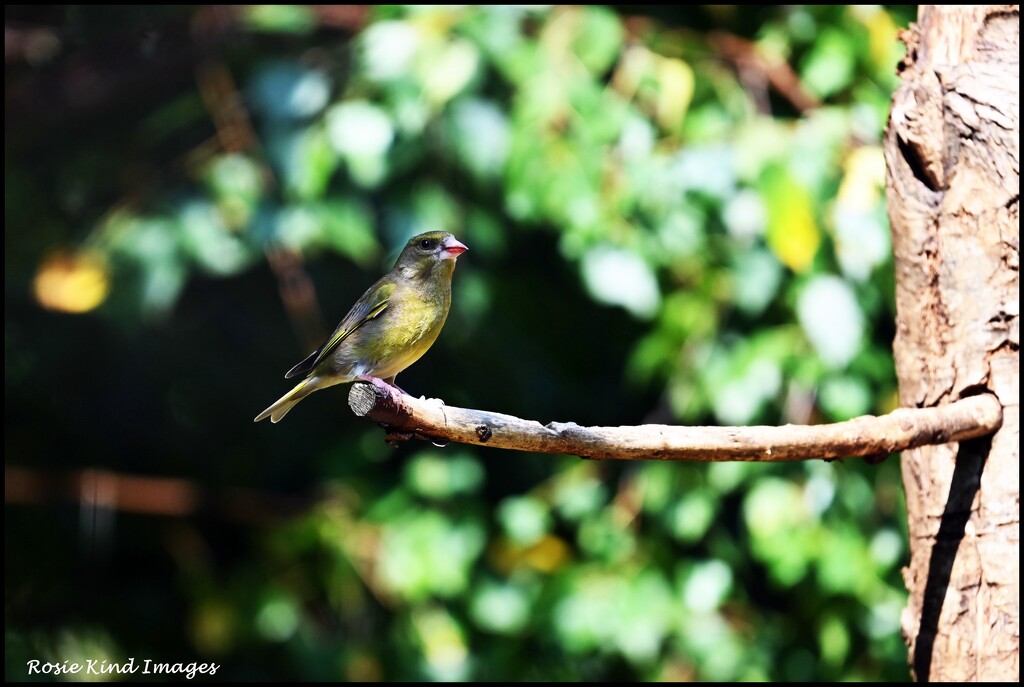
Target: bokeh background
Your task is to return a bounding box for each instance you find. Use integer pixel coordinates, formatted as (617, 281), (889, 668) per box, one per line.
(6, 5), (916, 681)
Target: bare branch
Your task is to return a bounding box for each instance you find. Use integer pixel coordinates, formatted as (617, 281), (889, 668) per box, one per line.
(4, 466), (320, 521)
(348, 384), (1003, 462)
(708, 30), (822, 114)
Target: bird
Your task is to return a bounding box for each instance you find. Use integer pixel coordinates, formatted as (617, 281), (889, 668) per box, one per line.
(254, 231), (468, 423)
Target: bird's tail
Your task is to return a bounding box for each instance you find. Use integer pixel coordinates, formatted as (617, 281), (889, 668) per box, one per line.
(254, 377), (320, 423)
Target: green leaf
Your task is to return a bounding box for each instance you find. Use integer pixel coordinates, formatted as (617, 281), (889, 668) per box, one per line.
(581, 245), (660, 319)
(470, 582), (532, 635)
(243, 5), (316, 34)
(797, 275), (865, 368)
(571, 7), (624, 75)
(497, 496), (551, 546)
(405, 451), (485, 499)
(801, 29), (856, 99)
(315, 198), (379, 266)
(761, 166), (820, 272)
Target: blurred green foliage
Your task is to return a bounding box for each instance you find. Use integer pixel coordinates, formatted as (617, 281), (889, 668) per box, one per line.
(6, 4), (915, 681)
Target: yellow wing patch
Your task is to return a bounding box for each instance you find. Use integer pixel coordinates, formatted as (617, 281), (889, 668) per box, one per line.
(310, 291), (390, 370)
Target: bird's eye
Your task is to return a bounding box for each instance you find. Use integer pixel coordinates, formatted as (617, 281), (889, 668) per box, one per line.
(419, 239), (435, 250)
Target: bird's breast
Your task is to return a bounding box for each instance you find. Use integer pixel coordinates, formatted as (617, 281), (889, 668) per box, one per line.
(359, 286), (451, 378)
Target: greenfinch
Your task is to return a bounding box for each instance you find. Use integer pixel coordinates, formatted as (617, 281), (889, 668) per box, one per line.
(255, 231), (468, 423)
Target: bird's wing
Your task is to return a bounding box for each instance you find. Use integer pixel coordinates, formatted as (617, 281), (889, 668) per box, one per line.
(284, 281), (394, 379)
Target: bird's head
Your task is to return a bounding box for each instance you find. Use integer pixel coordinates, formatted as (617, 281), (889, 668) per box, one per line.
(394, 231), (468, 282)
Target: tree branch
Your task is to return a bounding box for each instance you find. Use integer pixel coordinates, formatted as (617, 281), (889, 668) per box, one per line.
(707, 30), (822, 114)
(348, 384), (1003, 462)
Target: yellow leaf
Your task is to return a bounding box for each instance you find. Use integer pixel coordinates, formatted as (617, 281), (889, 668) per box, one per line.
(854, 5), (901, 72)
(612, 47), (695, 134)
(764, 170), (820, 272)
(421, 38), (479, 107)
(33, 249), (110, 313)
(655, 56), (695, 133)
(837, 145), (885, 211)
(488, 534), (571, 574)
(522, 534), (572, 573)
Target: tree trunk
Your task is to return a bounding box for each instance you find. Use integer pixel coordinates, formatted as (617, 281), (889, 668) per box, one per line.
(884, 5), (1019, 682)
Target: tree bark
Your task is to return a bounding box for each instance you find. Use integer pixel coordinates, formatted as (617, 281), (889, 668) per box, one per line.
(348, 382), (1002, 462)
(885, 5), (1019, 682)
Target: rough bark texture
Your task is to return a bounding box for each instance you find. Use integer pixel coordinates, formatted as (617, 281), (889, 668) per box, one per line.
(885, 5), (1019, 681)
(349, 382), (1002, 462)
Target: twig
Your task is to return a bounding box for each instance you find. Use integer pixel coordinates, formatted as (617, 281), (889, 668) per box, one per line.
(265, 246), (326, 353)
(348, 385), (1003, 462)
(5, 466), (320, 521)
(191, 47), (327, 352)
(708, 30), (821, 113)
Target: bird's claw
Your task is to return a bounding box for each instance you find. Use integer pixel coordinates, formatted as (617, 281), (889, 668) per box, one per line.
(358, 375), (404, 405)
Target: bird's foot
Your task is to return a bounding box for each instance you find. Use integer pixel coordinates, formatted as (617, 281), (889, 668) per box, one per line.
(379, 377), (413, 396)
(419, 395), (446, 407)
(357, 375), (404, 405)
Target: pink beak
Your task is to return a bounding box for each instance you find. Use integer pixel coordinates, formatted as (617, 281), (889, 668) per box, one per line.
(441, 237), (468, 260)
